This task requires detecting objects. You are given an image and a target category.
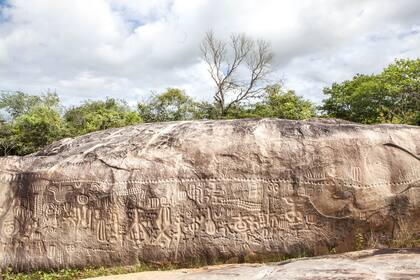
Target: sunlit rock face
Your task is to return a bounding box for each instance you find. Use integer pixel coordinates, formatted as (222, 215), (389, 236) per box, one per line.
(0, 118), (419, 271)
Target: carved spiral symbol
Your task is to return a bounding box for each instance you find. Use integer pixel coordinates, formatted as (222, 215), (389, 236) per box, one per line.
(77, 194), (89, 205)
(2, 221), (16, 237)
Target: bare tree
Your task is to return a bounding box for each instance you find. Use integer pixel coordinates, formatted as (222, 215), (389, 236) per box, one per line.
(201, 30), (274, 116)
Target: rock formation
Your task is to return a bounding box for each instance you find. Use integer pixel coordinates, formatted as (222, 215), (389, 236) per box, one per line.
(0, 118), (419, 271)
(82, 249), (420, 280)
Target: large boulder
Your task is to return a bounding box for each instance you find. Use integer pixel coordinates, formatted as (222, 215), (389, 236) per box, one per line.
(0, 118), (419, 271)
(82, 249), (420, 280)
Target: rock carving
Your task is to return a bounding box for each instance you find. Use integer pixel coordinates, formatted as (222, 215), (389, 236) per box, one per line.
(0, 118), (419, 271)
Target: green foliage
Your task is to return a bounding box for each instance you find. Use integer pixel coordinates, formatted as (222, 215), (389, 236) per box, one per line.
(219, 104), (256, 119)
(0, 121), (16, 156)
(0, 93), (143, 156)
(321, 58), (420, 125)
(64, 98), (142, 136)
(252, 84), (316, 119)
(192, 85), (316, 120)
(2, 262), (186, 280)
(138, 88), (199, 122)
(0, 91), (63, 156)
(0, 91), (60, 119)
(0, 58), (417, 156)
(11, 106), (64, 155)
(193, 101), (222, 120)
(354, 230), (365, 250)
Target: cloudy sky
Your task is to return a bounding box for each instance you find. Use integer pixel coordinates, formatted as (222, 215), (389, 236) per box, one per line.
(0, 0), (419, 106)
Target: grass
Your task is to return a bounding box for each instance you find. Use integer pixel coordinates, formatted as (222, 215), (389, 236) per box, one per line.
(390, 235), (420, 248)
(1, 263), (178, 280)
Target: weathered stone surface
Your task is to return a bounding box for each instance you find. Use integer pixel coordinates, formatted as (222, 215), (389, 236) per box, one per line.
(83, 249), (420, 280)
(0, 118), (419, 271)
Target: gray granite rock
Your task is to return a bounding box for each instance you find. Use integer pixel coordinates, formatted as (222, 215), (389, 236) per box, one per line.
(0, 119), (419, 271)
(83, 249), (420, 280)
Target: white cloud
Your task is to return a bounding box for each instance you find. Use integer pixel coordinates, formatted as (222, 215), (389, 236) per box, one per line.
(0, 0), (419, 106)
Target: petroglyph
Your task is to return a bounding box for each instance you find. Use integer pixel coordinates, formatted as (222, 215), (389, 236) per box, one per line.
(0, 119), (419, 271)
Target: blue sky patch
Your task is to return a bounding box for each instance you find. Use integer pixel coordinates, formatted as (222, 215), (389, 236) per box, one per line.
(0, 0), (11, 24)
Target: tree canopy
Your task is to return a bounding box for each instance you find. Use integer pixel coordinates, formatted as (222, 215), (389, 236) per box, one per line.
(0, 94), (143, 155)
(321, 58), (419, 125)
(0, 91), (63, 155)
(11, 105), (64, 155)
(0, 91), (60, 119)
(138, 88), (198, 122)
(0, 58), (418, 156)
(64, 98), (142, 136)
(252, 84), (316, 120)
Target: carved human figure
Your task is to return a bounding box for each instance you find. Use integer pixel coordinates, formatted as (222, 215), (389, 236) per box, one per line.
(157, 206), (171, 230)
(152, 206), (173, 247)
(45, 203), (60, 231)
(30, 221), (44, 256)
(204, 208), (216, 235)
(63, 209), (79, 241)
(173, 215), (184, 261)
(76, 194), (90, 228)
(94, 210), (107, 242)
(129, 209), (150, 246)
(109, 213), (120, 243)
